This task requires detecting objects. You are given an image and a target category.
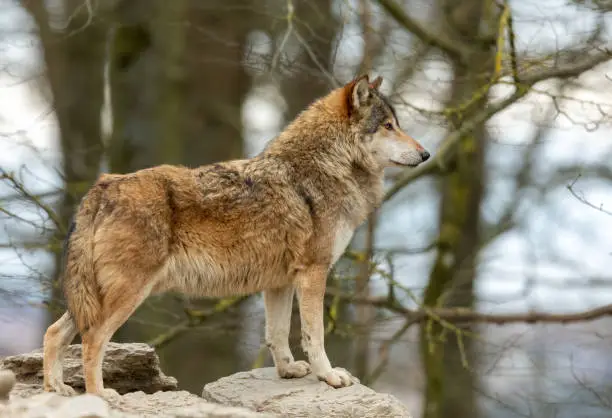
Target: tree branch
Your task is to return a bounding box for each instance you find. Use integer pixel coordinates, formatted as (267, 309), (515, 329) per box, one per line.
(327, 288), (612, 325)
(376, 0), (470, 63)
(384, 87), (529, 201)
(520, 47), (611, 85)
(383, 47), (612, 202)
(0, 169), (65, 234)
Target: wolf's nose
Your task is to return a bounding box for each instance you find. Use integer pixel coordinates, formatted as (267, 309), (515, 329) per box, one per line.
(421, 150), (430, 161)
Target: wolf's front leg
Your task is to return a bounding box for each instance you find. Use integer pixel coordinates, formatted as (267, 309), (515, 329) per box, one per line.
(296, 266), (354, 388)
(264, 285), (311, 378)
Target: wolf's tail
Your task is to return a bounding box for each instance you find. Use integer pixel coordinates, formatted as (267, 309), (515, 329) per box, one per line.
(62, 183), (106, 334)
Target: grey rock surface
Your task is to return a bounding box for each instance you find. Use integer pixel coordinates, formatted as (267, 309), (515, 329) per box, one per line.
(114, 390), (276, 417)
(0, 392), (111, 418)
(0, 343), (177, 394)
(1, 390), (275, 418)
(202, 367), (412, 418)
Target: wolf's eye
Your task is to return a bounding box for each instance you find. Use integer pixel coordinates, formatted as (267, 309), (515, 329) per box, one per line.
(384, 122), (393, 130)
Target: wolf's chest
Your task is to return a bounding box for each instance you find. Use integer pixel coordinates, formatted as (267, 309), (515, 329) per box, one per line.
(331, 220), (356, 265)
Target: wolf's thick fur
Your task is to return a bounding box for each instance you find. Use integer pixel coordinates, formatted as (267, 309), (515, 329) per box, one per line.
(42, 75), (429, 397)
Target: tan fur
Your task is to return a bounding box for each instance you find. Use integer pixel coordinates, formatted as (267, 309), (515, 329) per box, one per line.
(42, 75), (429, 396)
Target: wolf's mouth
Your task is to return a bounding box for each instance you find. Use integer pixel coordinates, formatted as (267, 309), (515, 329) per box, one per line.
(390, 160), (420, 168)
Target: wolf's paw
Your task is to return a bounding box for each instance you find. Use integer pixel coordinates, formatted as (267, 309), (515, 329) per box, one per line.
(99, 388), (121, 401)
(317, 367), (356, 388)
(278, 360), (311, 378)
(44, 382), (76, 397)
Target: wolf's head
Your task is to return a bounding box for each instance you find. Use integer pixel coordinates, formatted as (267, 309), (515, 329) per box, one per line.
(344, 75), (429, 168)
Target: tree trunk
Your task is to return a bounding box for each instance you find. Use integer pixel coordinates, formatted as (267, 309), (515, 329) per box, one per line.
(21, 0), (107, 320)
(420, 1), (494, 417)
(280, 0), (338, 119)
(181, 1), (254, 165)
(106, 0), (256, 393)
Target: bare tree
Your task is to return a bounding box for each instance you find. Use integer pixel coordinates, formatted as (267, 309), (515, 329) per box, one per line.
(20, 0), (108, 319)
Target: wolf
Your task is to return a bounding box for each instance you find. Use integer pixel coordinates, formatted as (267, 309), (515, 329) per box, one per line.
(42, 74), (430, 398)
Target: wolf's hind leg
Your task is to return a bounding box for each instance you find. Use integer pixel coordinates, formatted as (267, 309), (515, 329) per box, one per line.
(264, 285), (310, 378)
(43, 311), (79, 396)
(81, 277), (153, 398)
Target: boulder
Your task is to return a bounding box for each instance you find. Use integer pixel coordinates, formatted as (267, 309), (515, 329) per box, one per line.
(202, 367), (412, 418)
(0, 343), (177, 394)
(1, 343), (412, 417)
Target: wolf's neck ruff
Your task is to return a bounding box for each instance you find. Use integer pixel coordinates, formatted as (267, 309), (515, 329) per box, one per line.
(261, 85), (386, 228)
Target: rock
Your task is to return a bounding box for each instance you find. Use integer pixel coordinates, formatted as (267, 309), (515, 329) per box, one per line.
(1, 344), (412, 417)
(202, 367), (412, 418)
(1, 343), (275, 418)
(0, 343), (177, 394)
(112, 391), (276, 417)
(53, 394), (110, 418)
(3, 386), (275, 418)
(0, 370), (16, 402)
(0, 393), (110, 418)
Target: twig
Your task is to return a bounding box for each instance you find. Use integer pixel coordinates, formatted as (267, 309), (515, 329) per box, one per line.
(293, 30), (339, 88)
(493, 3), (510, 82)
(567, 174), (612, 216)
(59, 0), (95, 39)
(147, 296), (248, 348)
(363, 318), (416, 385)
(0, 169), (65, 234)
(505, 1), (519, 83)
(270, 0), (295, 73)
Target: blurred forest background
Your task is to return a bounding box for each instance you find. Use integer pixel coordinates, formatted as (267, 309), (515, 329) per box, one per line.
(1, 0), (612, 417)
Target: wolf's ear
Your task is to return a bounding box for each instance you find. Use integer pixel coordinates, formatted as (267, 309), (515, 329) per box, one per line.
(369, 76), (383, 90)
(350, 75), (371, 111)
